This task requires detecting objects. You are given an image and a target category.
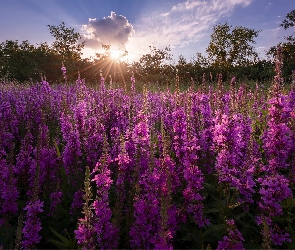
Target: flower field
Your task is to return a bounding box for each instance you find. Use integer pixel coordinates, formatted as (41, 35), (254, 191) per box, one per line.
(0, 69), (295, 249)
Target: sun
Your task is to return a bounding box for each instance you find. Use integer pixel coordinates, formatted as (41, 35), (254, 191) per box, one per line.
(110, 49), (123, 61)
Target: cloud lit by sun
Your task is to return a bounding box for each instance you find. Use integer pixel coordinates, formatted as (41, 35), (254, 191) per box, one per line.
(81, 12), (134, 51)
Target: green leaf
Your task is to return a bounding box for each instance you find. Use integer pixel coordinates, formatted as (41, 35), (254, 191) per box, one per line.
(203, 182), (218, 193)
(50, 227), (69, 243)
(48, 227), (77, 249)
(54, 140), (61, 158)
(47, 239), (67, 249)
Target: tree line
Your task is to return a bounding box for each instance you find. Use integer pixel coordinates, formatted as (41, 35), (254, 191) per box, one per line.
(0, 10), (294, 84)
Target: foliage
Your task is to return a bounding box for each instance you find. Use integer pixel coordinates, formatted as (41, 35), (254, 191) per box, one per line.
(47, 22), (86, 81)
(0, 22), (86, 82)
(267, 10), (295, 82)
(48, 227), (77, 249)
(206, 23), (260, 69)
(130, 45), (174, 83)
(282, 10), (295, 29)
(47, 22), (85, 61)
(0, 40), (70, 82)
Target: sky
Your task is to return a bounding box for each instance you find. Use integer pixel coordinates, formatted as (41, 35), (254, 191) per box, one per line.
(0, 0), (294, 63)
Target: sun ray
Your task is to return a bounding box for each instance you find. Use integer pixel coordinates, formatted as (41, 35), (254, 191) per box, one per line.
(104, 60), (114, 79)
(77, 47), (129, 86)
(117, 63), (126, 88)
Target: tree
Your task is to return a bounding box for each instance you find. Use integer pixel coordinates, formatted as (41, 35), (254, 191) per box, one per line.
(131, 46), (173, 83)
(176, 55), (196, 82)
(0, 40), (40, 81)
(0, 40), (60, 82)
(206, 23), (260, 69)
(281, 10), (295, 81)
(47, 22), (85, 60)
(280, 9), (295, 42)
(47, 22), (85, 80)
(268, 10), (295, 82)
(280, 10), (295, 45)
(193, 52), (210, 69)
(0, 40), (19, 79)
(33, 42), (62, 82)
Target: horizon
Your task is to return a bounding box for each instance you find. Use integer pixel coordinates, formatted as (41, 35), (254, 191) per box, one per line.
(0, 0), (294, 63)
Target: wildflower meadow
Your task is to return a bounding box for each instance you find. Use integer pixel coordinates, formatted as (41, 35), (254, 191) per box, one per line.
(0, 48), (295, 249)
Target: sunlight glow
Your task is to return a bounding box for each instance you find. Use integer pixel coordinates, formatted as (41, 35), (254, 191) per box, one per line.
(110, 49), (123, 61)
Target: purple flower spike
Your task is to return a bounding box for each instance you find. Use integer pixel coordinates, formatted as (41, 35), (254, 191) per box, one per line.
(217, 219), (245, 250)
(22, 199), (44, 249)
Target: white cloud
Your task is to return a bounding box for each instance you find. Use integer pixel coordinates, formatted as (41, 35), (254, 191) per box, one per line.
(125, 0), (254, 60)
(264, 27), (280, 32)
(160, 12), (170, 17)
(81, 11), (135, 50)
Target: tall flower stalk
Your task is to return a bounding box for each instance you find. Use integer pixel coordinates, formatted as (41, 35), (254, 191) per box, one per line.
(22, 142), (41, 248)
(256, 45), (293, 247)
(75, 166), (96, 250)
(92, 152), (118, 249)
(21, 200), (44, 249)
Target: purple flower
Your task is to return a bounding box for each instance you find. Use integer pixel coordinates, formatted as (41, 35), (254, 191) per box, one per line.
(116, 144), (133, 193)
(92, 155), (118, 249)
(132, 110), (151, 175)
(60, 112), (83, 190)
(217, 219), (245, 250)
(49, 191), (62, 216)
(130, 160), (165, 248)
(22, 199), (44, 249)
(257, 91), (294, 246)
(171, 107), (188, 159)
(257, 174), (292, 220)
(74, 100), (87, 133)
(75, 217), (96, 250)
(263, 94), (294, 173)
(71, 190), (84, 213)
(100, 76), (105, 85)
(198, 94), (215, 173)
(61, 66), (66, 73)
(213, 112), (255, 205)
(230, 77), (236, 85)
(61, 66), (67, 80)
(0, 159), (18, 215)
(270, 224), (291, 246)
(183, 165), (209, 227)
(256, 174), (292, 246)
(75, 216), (96, 250)
(84, 118), (105, 170)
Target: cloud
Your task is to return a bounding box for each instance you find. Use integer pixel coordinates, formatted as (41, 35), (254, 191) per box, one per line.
(269, 27), (280, 31)
(81, 11), (135, 50)
(125, 0), (254, 60)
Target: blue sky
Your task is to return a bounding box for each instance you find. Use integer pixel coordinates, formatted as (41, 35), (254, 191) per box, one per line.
(0, 0), (294, 63)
